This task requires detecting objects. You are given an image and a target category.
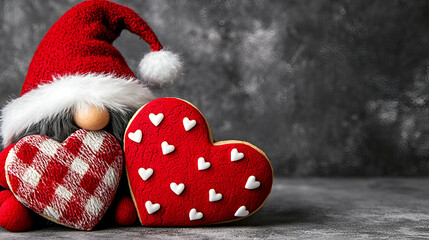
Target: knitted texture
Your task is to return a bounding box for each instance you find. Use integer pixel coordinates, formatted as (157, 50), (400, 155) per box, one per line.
(22, 0), (162, 95)
(114, 196), (137, 226)
(0, 190), (33, 232)
(5, 129), (123, 230)
(124, 98), (273, 226)
(0, 144), (15, 188)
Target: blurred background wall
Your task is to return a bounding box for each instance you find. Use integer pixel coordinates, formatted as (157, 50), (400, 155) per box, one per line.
(1, 0), (428, 176)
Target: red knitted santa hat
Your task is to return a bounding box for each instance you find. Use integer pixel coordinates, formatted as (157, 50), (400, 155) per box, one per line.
(1, 0), (182, 146)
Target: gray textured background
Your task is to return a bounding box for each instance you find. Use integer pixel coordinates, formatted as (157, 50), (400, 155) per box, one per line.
(1, 0), (428, 176)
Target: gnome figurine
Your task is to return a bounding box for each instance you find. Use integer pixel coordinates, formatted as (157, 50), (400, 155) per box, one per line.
(0, 0), (182, 231)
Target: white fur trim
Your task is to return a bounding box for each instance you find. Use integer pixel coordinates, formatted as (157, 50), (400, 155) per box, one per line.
(138, 50), (183, 87)
(1, 73), (154, 146)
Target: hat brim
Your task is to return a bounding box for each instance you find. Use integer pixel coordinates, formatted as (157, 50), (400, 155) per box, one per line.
(1, 73), (154, 147)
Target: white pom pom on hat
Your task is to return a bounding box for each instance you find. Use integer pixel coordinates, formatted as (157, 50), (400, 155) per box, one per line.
(139, 50), (183, 87)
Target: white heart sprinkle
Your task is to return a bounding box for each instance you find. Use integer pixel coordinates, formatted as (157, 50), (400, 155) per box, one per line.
(161, 141), (175, 155)
(197, 157), (211, 171)
(145, 201), (160, 214)
(170, 182), (185, 195)
(231, 148), (244, 162)
(138, 168), (153, 181)
(183, 117), (197, 131)
(234, 206), (249, 217)
(128, 129), (142, 143)
(209, 189), (222, 202)
(149, 113), (164, 127)
(189, 208), (203, 220)
(245, 176), (260, 189)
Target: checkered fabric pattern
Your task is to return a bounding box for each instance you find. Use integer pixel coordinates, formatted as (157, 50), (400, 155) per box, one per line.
(6, 129), (123, 230)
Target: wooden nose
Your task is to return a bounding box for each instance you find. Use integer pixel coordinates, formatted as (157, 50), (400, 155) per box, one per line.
(73, 105), (110, 131)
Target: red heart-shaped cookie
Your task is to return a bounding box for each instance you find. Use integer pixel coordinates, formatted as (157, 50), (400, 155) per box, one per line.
(5, 129), (123, 230)
(124, 98), (273, 226)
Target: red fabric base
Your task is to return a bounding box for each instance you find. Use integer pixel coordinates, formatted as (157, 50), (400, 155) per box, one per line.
(0, 190), (33, 231)
(114, 196), (137, 226)
(0, 144), (15, 189)
(124, 98), (273, 226)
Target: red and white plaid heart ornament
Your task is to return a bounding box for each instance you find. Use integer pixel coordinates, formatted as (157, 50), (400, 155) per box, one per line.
(5, 129), (123, 230)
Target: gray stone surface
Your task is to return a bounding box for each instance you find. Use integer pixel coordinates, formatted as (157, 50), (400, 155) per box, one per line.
(1, 1), (429, 176)
(1, 178), (429, 239)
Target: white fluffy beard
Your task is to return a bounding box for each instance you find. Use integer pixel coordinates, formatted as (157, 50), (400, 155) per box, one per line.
(11, 107), (136, 145)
